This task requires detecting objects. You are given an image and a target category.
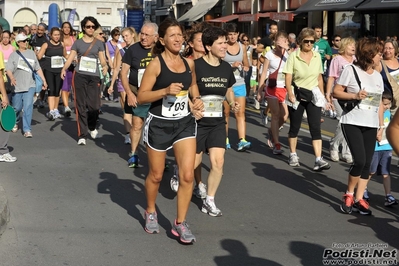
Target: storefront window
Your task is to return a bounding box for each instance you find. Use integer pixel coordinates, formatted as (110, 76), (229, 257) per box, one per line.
(334, 11), (362, 39)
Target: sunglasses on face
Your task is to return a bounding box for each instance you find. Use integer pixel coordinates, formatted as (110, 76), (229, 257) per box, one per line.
(303, 40), (315, 44)
(18, 40), (28, 43)
(85, 25), (96, 29)
(335, 39), (341, 42)
(242, 39), (249, 42)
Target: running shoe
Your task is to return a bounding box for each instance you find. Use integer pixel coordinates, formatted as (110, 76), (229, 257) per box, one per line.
(170, 164), (179, 192)
(313, 157), (331, 171)
(90, 129), (98, 139)
(342, 156), (353, 164)
(171, 220), (196, 243)
(330, 150), (339, 162)
(64, 106), (72, 117)
(0, 153), (17, 163)
(363, 188), (370, 202)
(193, 183), (207, 199)
(352, 199), (372, 215)
(201, 199), (222, 217)
(385, 195), (398, 207)
(340, 193), (354, 214)
(144, 211), (159, 234)
(260, 109), (268, 126)
(226, 137), (231, 150)
(128, 154), (139, 168)
(23, 132), (33, 138)
(237, 139), (251, 152)
(77, 138), (86, 145)
(124, 134), (131, 145)
(273, 143), (283, 155)
(47, 110), (55, 121)
(254, 98), (260, 110)
(11, 125), (18, 133)
(267, 128), (273, 148)
(53, 109), (61, 119)
(288, 154), (300, 167)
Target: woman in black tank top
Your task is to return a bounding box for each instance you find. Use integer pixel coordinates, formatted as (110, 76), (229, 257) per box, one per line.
(137, 18), (203, 244)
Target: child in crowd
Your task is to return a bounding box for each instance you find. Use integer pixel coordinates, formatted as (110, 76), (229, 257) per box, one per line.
(364, 91), (397, 206)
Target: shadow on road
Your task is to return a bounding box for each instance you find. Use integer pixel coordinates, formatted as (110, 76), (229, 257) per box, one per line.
(214, 239), (282, 266)
(290, 241), (326, 266)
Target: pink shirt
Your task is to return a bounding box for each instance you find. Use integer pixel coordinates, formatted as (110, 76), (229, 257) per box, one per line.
(0, 44), (14, 61)
(328, 55), (356, 79)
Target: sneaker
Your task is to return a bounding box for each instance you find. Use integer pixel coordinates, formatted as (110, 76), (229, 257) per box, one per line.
(64, 106), (72, 117)
(313, 157), (331, 171)
(53, 109), (61, 119)
(267, 128), (273, 148)
(90, 129), (98, 139)
(0, 153), (17, 162)
(342, 156), (353, 164)
(38, 99), (44, 108)
(47, 111), (55, 121)
(171, 220), (196, 243)
(23, 131), (33, 138)
(124, 134), (131, 145)
(226, 138), (231, 150)
(353, 199), (372, 215)
(77, 138), (86, 145)
(11, 125), (18, 133)
(193, 183), (207, 199)
(340, 193), (354, 214)
(201, 199), (222, 217)
(330, 150), (339, 162)
(254, 98), (260, 110)
(273, 143), (283, 155)
(260, 110), (268, 126)
(385, 195), (398, 207)
(144, 211), (159, 234)
(363, 188), (370, 202)
(237, 139), (251, 152)
(128, 154), (139, 168)
(288, 154), (300, 166)
(170, 164), (179, 192)
(114, 98), (119, 103)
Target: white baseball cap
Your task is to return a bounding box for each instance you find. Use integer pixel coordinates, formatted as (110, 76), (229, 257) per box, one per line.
(15, 33), (28, 43)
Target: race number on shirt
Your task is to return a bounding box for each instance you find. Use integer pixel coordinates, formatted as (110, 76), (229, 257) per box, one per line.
(17, 57), (35, 73)
(162, 90), (189, 118)
(202, 95), (224, 117)
(79, 56), (97, 73)
(51, 56), (64, 68)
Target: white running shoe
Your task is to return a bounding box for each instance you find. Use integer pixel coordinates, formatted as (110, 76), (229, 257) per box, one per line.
(90, 129), (98, 139)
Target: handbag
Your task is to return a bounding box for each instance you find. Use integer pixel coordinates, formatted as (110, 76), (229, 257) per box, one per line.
(16, 50), (43, 93)
(267, 50), (284, 88)
(293, 83), (313, 102)
(338, 65), (361, 113)
(381, 60), (399, 109)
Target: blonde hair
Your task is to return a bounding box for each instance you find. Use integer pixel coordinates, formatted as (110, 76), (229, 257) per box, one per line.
(384, 39), (399, 57)
(338, 37), (356, 55)
(93, 28), (103, 39)
(122, 27), (139, 44)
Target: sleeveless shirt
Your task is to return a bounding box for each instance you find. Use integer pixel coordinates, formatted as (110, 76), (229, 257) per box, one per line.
(149, 54), (192, 117)
(44, 41), (64, 73)
(223, 42), (245, 86)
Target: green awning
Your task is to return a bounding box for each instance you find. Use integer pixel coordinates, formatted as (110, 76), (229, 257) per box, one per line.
(0, 17), (10, 31)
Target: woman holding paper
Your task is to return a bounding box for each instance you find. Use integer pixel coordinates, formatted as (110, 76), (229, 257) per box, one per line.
(37, 27), (67, 120)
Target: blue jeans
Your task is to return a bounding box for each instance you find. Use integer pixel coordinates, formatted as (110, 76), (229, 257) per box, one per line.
(12, 87), (35, 133)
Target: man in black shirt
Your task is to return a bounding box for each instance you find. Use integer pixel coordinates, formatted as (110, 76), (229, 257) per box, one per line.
(256, 21), (278, 55)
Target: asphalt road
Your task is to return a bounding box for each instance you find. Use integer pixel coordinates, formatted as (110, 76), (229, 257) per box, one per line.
(0, 100), (398, 266)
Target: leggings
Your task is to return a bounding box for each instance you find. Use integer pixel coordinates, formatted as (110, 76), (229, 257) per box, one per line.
(45, 70), (63, 97)
(341, 124), (377, 179)
(288, 101), (321, 140)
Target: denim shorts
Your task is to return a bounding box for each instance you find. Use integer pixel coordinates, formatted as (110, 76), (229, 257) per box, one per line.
(370, 150), (392, 176)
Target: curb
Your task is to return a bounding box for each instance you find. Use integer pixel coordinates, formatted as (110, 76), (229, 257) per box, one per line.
(0, 184), (10, 236)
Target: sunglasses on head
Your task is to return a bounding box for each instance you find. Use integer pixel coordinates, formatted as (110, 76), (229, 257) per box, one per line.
(85, 25), (96, 29)
(303, 40), (315, 44)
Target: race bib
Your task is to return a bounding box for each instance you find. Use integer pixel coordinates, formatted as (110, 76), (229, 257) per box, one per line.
(389, 69), (399, 85)
(359, 92), (382, 112)
(79, 56), (97, 73)
(202, 95), (224, 117)
(138, 69), (145, 87)
(51, 56), (64, 68)
(162, 90), (189, 118)
(17, 57), (35, 73)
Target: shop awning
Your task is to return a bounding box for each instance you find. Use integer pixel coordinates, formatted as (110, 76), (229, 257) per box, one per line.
(177, 0), (219, 22)
(270, 11), (295, 21)
(294, 0), (365, 13)
(237, 12), (271, 22)
(207, 14), (239, 23)
(356, 0), (399, 10)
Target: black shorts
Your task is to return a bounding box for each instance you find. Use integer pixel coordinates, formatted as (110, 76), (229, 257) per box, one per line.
(196, 122), (226, 154)
(124, 94), (150, 117)
(143, 113), (197, 151)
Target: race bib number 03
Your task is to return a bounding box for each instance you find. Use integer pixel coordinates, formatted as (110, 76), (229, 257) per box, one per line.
(162, 90), (189, 118)
(202, 95), (224, 117)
